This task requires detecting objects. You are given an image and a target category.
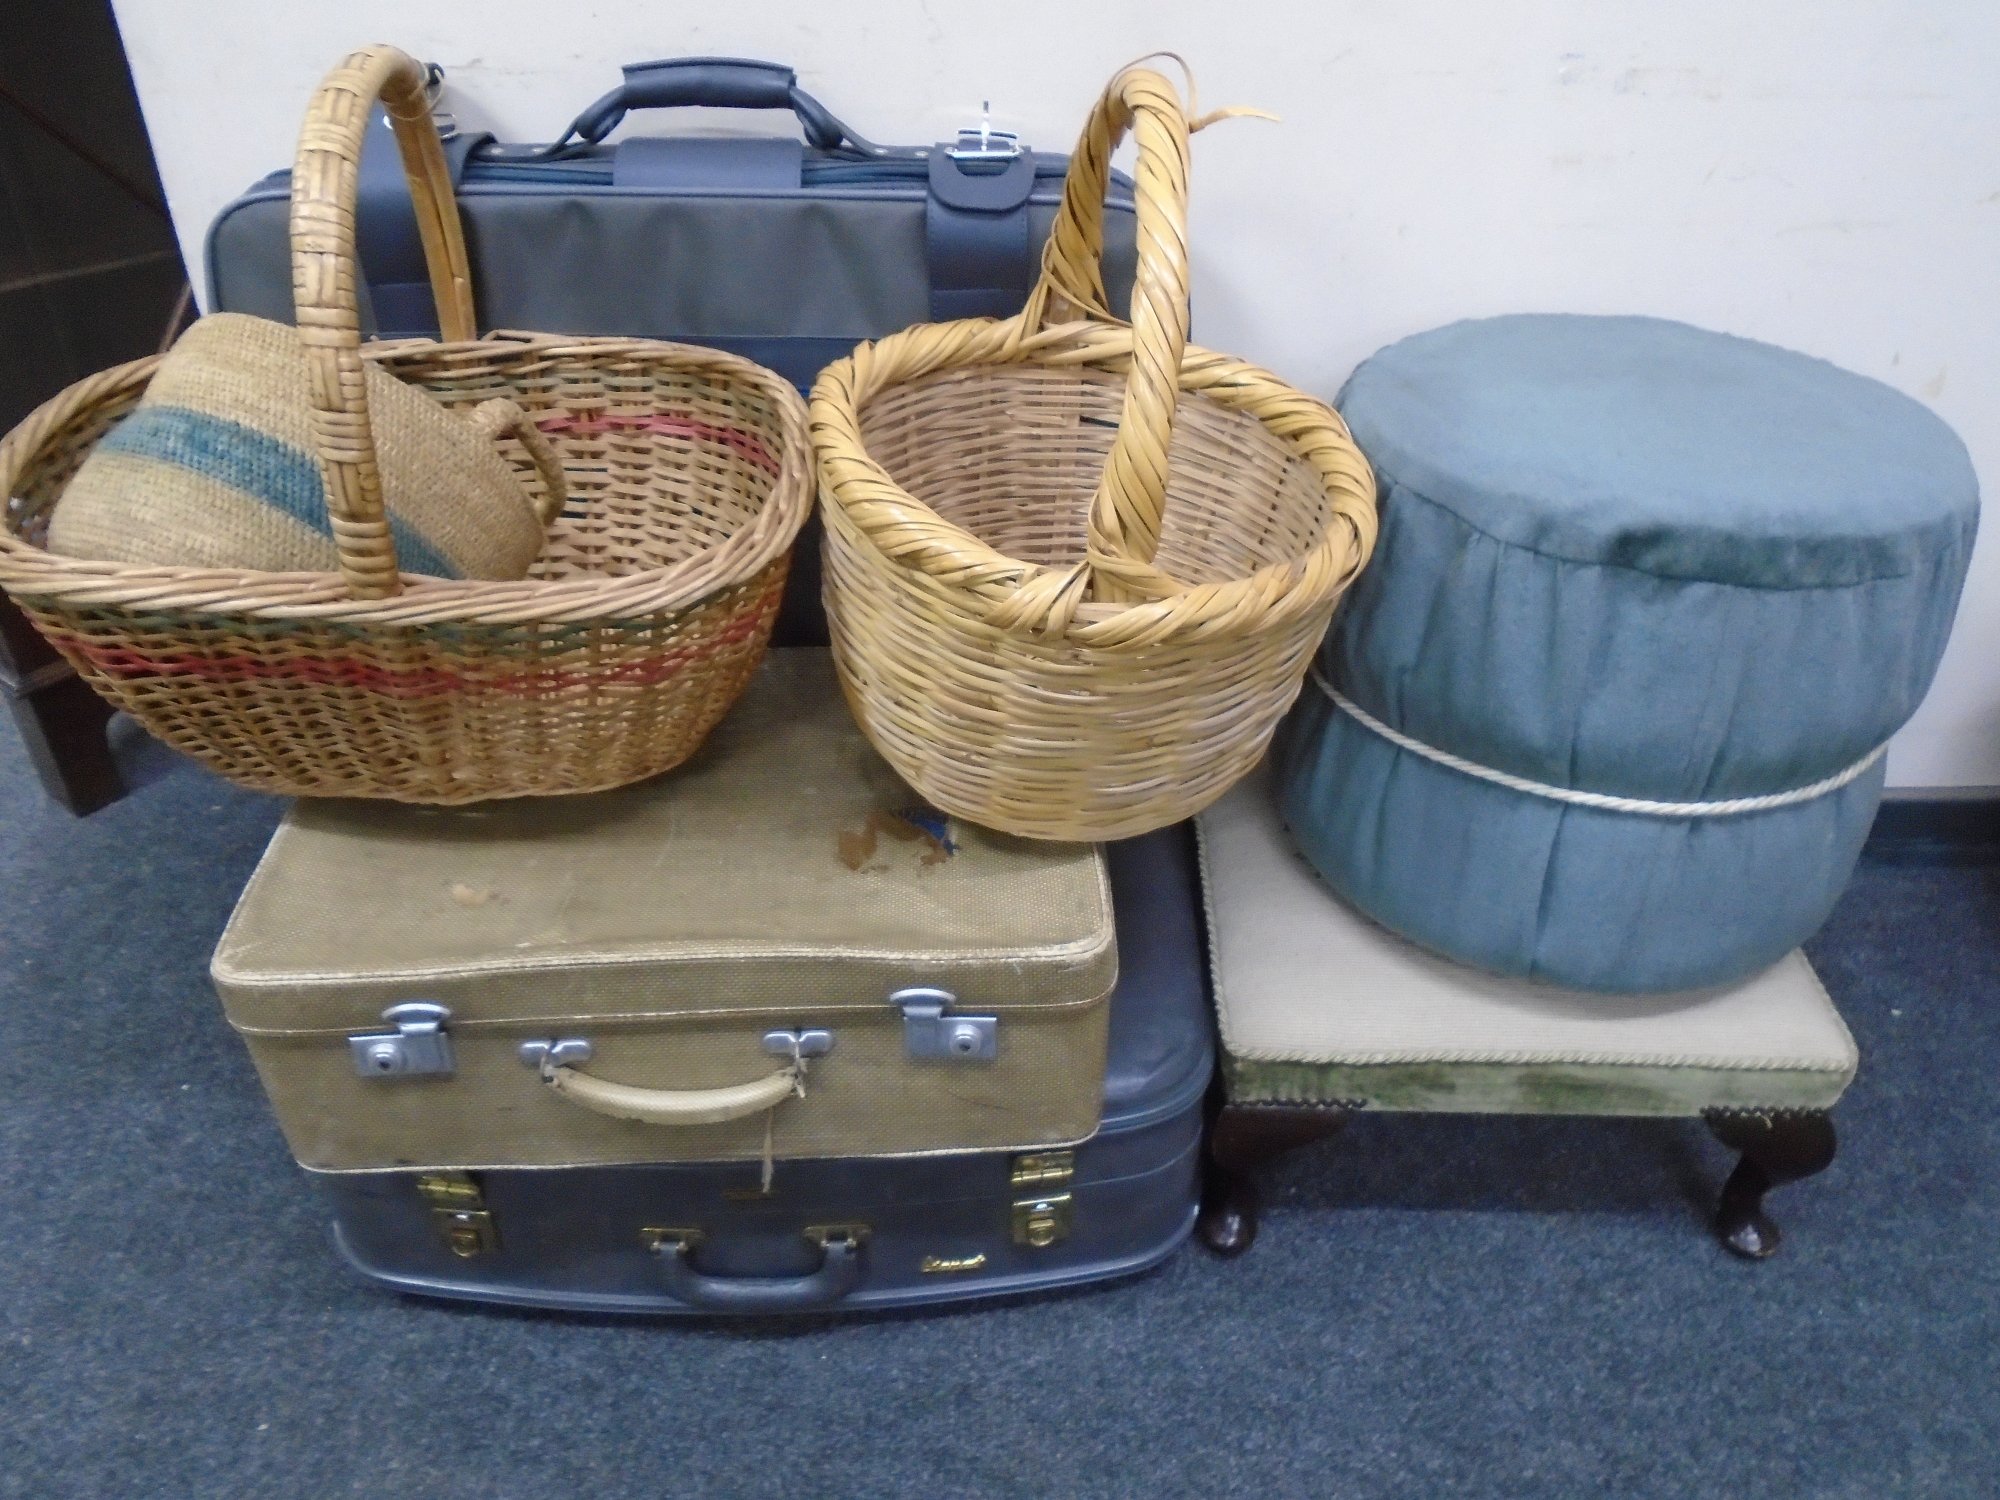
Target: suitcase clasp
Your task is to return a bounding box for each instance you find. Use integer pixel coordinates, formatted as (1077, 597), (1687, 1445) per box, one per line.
(889, 987), (997, 1062)
(516, 1038), (595, 1075)
(349, 1002), (456, 1079)
(947, 104), (1023, 163)
(761, 1030), (836, 1060)
(1012, 1193), (1073, 1249)
(416, 1172), (499, 1258)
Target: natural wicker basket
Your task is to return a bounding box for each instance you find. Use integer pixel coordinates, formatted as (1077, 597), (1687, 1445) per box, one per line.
(812, 64), (1378, 841)
(0, 46), (811, 803)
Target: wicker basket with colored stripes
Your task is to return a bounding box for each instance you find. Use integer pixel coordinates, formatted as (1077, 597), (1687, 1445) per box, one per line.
(0, 46), (810, 803)
(811, 63), (1378, 841)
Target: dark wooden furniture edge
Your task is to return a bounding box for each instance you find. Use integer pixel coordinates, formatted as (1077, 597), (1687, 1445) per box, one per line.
(1702, 1107), (1838, 1260)
(1865, 790), (2000, 865)
(1197, 1100), (1357, 1257)
(0, 597), (123, 815)
(1198, 1100), (1838, 1262)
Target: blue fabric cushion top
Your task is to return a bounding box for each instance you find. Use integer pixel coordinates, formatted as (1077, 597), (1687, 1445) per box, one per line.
(1339, 313), (1978, 590)
(1279, 314), (1980, 991)
(1328, 315), (1979, 803)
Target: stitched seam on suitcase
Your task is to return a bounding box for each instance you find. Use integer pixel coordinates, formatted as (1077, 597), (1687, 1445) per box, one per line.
(224, 991), (1117, 1038)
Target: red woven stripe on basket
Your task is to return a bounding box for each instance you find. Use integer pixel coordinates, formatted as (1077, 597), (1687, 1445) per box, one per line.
(49, 592), (778, 701)
(533, 414), (781, 476)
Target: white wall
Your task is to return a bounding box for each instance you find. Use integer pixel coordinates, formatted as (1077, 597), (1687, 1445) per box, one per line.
(112, 0), (2000, 785)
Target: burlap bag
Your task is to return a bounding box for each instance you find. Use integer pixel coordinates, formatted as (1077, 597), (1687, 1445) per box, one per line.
(50, 313), (549, 579)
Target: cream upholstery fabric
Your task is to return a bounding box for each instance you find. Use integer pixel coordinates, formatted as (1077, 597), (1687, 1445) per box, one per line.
(1198, 768), (1858, 1115)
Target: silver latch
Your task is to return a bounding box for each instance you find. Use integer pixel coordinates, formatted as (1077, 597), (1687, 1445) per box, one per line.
(890, 987), (997, 1062)
(349, 1002), (455, 1079)
(762, 1030), (836, 1059)
(517, 1038), (594, 1072)
(947, 103), (1023, 162)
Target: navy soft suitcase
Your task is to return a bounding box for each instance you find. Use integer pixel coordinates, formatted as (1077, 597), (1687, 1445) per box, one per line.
(312, 828), (1211, 1315)
(203, 56), (1141, 647)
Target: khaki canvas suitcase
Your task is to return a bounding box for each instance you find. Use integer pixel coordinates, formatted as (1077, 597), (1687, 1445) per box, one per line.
(313, 827), (1209, 1315)
(210, 650), (1115, 1172)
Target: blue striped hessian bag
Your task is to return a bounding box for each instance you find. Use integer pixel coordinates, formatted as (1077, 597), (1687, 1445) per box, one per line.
(49, 313), (545, 581)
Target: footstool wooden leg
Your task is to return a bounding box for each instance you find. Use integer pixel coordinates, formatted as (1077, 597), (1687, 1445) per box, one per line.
(1703, 1109), (1837, 1261)
(1198, 1103), (1353, 1258)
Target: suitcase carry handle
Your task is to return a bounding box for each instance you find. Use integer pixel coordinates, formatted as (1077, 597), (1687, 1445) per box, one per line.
(547, 57), (874, 157)
(648, 1230), (864, 1312)
(535, 1055), (806, 1126)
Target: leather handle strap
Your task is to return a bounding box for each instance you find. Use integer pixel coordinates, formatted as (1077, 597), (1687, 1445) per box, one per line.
(540, 1060), (801, 1126)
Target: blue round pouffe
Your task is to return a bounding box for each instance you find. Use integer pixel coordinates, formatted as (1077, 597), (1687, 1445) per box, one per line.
(1276, 314), (1979, 993)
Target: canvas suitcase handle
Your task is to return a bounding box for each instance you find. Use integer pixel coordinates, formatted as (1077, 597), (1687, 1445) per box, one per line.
(539, 1058), (803, 1127)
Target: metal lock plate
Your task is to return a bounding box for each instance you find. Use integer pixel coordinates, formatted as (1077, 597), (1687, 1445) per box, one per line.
(416, 1173), (497, 1257)
(415, 1173), (482, 1210)
(889, 987), (997, 1063)
(802, 1223), (872, 1249)
(517, 1038), (593, 1072)
(640, 1226), (706, 1253)
(1011, 1192), (1072, 1249)
(1010, 1151), (1075, 1190)
(435, 1209), (499, 1258)
(947, 107), (1024, 162)
(350, 1003), (455, 1079)
(762, 1029), (835, 1060)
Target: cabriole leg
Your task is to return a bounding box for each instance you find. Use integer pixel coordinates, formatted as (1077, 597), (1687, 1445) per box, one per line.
(1198, 1102), (1353, 1258)
(1703, 1109), (1837, 1260)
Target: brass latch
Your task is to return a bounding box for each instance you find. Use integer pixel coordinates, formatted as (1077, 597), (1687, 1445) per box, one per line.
(802, 1223), (873, 1249)
(1011, 1191), (1072, 1249)
(1010, 1150), (1075, 1190)
(416, 1172), (498, 1258)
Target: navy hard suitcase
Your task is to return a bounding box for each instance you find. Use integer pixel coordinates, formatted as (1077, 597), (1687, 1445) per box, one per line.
(313, 828), (1212, 1315)
(205, 55), (1141, 648)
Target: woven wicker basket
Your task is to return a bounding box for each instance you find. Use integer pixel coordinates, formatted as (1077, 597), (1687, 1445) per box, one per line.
(0, 46), (810, 803)
(812, 65), (1378, 841)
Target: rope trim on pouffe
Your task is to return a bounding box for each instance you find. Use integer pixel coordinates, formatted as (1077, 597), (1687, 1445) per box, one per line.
(1310, 666), (1887, 819)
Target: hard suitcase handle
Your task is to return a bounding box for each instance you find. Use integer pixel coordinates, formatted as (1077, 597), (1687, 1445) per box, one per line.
(548, 57), (862, 156)
(648, 1230), (864, 1312)
(539, 1060), (802, 1126)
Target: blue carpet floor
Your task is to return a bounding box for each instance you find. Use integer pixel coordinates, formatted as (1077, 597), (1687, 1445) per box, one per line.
(2, 722), (1995, 1499)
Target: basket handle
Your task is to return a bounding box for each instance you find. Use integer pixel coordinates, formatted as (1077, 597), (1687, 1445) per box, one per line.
(466, 398), (569, 526)
(1016, 66), (1195, 608)
(291, 45), (481, 600)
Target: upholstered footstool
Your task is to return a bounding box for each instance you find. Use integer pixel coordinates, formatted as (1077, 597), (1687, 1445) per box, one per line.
(1195, 772), (1859, 1259)
(1279, 314), (1976, 993)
